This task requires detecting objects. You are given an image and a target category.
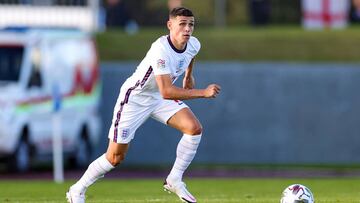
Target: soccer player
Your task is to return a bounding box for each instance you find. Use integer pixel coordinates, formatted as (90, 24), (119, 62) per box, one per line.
(66, 6), (221, 203)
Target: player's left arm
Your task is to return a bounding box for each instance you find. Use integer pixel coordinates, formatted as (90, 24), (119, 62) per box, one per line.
(183, 58), (195, 89)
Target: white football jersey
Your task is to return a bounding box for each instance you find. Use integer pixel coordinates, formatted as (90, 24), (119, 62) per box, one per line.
(119, 35), (201, 103)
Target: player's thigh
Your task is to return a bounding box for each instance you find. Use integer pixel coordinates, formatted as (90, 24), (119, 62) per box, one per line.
(151, 99), (202, 135)
(108, 99), (154, 144)
(167, 108), (202, 135)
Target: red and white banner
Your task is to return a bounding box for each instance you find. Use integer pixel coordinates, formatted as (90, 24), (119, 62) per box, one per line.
(302, 0), (350, 29)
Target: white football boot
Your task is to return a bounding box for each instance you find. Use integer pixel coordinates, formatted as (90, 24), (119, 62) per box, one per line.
(66, 187), (85, 203)
(163, 179), (197, 203)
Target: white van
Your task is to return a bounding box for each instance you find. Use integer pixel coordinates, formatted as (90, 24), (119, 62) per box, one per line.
(0, 28), (101, 171)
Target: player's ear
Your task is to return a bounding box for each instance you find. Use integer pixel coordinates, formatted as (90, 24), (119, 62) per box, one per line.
(167, 20), (172, 30)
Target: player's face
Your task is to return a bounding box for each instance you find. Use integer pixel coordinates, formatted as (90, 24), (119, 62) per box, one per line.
(168, 16), (195, 45)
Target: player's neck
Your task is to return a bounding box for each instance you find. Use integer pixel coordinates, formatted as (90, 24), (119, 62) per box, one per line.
(168, 35), (186, 51)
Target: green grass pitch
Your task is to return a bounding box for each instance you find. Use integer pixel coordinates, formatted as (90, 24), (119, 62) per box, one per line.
(1, 178), (359, 202)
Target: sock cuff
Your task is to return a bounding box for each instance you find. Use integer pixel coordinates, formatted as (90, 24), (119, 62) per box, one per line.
(100, 154), (115, 170)
(183, 133), (202, 144)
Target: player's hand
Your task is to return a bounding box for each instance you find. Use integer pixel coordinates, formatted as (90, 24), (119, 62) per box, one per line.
(204, 84), (221, 98)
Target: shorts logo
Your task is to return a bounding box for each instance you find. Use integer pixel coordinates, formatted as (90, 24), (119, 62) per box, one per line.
(121, 129), (129, 140)
(174, 100), (183, 105)
(157, 59), (165, 69)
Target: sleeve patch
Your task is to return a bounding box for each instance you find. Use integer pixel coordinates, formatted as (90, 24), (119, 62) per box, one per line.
(157, 59), (166, 69)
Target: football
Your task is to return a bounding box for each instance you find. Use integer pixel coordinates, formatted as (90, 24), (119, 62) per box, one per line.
(280, 184), (314, 203)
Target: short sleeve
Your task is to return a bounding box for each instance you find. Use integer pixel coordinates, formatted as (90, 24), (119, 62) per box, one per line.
(192, 37), (201, 53)
(188, 36), (201, 57)
(149, 46), (171, 76)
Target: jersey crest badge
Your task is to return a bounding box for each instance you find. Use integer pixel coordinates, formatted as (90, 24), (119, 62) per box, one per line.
(176, 59), (185, 73)
(178, 59), (185, 68)
(157, 59), (165, 69)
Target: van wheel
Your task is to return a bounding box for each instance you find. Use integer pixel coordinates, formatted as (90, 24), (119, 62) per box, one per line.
(74, 136), (92, 168)
(10, 139), (31, 172)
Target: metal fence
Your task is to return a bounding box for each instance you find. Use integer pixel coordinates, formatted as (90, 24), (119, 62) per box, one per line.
(0, 0), (100, 31)
(0, 0), (87, 6)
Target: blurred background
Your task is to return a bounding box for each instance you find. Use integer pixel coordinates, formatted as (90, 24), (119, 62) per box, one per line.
(1, 0), (360, 179)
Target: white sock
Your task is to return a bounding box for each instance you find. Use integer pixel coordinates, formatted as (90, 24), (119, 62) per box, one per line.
(167, 134), (202, 183)
(71, 154), (114, 194)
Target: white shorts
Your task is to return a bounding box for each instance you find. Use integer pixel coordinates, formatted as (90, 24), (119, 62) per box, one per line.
(108, 94), (188, 143)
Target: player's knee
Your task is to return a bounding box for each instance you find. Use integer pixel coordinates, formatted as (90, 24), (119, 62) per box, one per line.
(186, 122), (203, 135)
(108, 153), (126, 166)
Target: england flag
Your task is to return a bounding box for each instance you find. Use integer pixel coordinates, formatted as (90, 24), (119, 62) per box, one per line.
(302, 0), (351, 29)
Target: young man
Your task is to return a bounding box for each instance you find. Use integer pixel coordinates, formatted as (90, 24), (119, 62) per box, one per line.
(66, 7), (221, 203)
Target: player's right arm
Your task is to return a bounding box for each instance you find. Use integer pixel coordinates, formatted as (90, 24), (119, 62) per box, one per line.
(155, 74), (220, 100)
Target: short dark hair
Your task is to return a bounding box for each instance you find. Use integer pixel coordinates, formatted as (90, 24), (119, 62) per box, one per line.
(169, 7), (194, 18)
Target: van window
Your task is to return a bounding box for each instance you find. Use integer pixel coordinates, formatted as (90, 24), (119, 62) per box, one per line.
(28, 67), (42, 88)
(0, 46), (24, 81)
(28, 47), (42, 88)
